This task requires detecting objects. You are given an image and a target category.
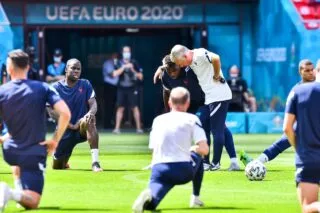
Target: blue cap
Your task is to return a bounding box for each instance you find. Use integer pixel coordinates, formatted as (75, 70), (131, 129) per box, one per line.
(54, 48), (62, 56)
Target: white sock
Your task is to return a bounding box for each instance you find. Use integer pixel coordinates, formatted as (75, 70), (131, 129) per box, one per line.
(91, 149), (99, 163)
(9, 189), (22, 202)
(191, 195), (199, 200)
(230, 157), (238, 164)
(14, 179), (23, 191)
(257, 153), (269, 164)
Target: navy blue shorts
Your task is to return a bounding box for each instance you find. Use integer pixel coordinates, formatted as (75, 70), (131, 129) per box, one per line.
(295, 166), (320, 186)
(2, 145), (46, 195)
(54, 131), (87, 160)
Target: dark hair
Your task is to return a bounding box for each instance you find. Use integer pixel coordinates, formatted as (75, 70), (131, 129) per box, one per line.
(299, 59), (313, 70)
(162, 55), (176, 70)
(8, 49), (29, 70)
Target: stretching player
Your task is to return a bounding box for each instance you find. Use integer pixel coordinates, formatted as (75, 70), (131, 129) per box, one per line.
(0, 49), (70, 211)
(240, 59), (316, 165)
(170, 45), (234, 171)
(132, 87), (209, 213)
(283, 62), (320, 213)
(156, 55), (239, 171)
(49, 58), (103, 172)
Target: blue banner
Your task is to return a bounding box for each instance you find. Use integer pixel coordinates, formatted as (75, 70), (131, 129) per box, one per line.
(248, 112), (284, 134)
(252, 0), (302, 113)
(26, 4), (203, 25)
(0, 3), (13, 81)
(226, 113), (246, 134)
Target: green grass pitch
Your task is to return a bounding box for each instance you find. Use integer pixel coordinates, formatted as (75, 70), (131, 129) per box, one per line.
(0, 133), (302, 213)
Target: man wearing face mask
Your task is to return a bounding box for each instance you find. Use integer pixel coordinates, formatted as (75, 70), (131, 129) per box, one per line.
(227, 65), (256, 112)
(46, 48), (66, 83)
(112, 46), (144, 134)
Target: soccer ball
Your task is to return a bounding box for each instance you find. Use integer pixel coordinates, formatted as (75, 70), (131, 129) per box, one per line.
(245, 160), (266, 181)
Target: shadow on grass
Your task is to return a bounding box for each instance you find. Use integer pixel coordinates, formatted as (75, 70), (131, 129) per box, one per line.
(0, 172), (12, 175)
(161, 206), (254, 211)
(27, 207), (111, 211)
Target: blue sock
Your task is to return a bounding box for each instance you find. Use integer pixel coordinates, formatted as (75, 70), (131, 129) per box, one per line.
(263, 134), (291, 161)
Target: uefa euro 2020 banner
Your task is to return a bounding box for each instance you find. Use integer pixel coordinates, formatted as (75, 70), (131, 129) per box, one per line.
(26, 4), (203, 24)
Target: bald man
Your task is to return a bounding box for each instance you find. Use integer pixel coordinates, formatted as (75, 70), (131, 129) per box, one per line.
(48, 59), (103, 172)
(132, 87), (209, 213)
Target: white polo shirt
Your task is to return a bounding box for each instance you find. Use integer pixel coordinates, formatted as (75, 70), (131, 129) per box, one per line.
(149, 111), (207, 166)
(189, 48), (232, 105)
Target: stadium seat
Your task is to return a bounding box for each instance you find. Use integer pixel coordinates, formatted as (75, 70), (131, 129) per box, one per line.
(304, 21), (320, 29)
(292, 0), (320, 29)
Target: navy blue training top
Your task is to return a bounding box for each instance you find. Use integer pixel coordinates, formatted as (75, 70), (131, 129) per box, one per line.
(161, 67), (205, 106)
(285, 82), (320, 168)
(0, 79), (61, 155)
(53, 79), (95, 139)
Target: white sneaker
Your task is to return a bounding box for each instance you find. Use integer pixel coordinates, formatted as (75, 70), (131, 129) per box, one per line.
(0, 182), (11, 212)
(132, 189), (152, 213)
(112, 129), (121, 134)
(203, 163), (211, 171)
(190, 195), (204, 208)
(228, 162), (240, 171)
(136, 129), (144, 134)
(210, 163), (221, 171)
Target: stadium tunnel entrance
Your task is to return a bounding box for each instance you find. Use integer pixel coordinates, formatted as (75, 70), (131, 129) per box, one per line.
(27, 26), (200, 128)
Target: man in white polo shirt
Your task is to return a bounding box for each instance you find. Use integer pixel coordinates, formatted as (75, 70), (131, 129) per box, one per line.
(170, 45), (238, 171)
(132, 87), (209, 213)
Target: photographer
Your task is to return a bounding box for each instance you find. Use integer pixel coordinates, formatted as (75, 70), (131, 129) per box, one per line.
(227, 65), (256, 112)
(112, 46), (144, 134)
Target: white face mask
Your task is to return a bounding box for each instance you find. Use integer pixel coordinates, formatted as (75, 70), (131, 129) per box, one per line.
(230, 73), (238, 78)
(122, 52), (131, 60)
(54, 56), (62, 63)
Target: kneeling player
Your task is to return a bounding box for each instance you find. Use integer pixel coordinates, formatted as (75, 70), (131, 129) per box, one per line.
(132, 87), (209, 213)
(284, 66), (320, 213)
(0, 49), (70, 211)
(240, 60), (316, 166)
(49, 58), (102, 172)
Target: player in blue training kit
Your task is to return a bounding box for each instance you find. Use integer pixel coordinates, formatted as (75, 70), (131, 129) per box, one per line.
(49, 58), (103, 172)
(0, 49), (70, 211)
(132, 87), (209, 213)
(240, 60), (316, 166)
(283, 61), (320, 213)
(156, 55), (239, 171)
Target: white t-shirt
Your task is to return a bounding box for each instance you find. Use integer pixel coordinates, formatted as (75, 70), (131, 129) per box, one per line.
(189, 48), (232, 104)
(149, 111), (207, 166)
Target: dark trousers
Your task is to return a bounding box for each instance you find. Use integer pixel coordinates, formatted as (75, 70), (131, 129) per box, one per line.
(196, 105), (236, 164)
(146, 152), (204, 210)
